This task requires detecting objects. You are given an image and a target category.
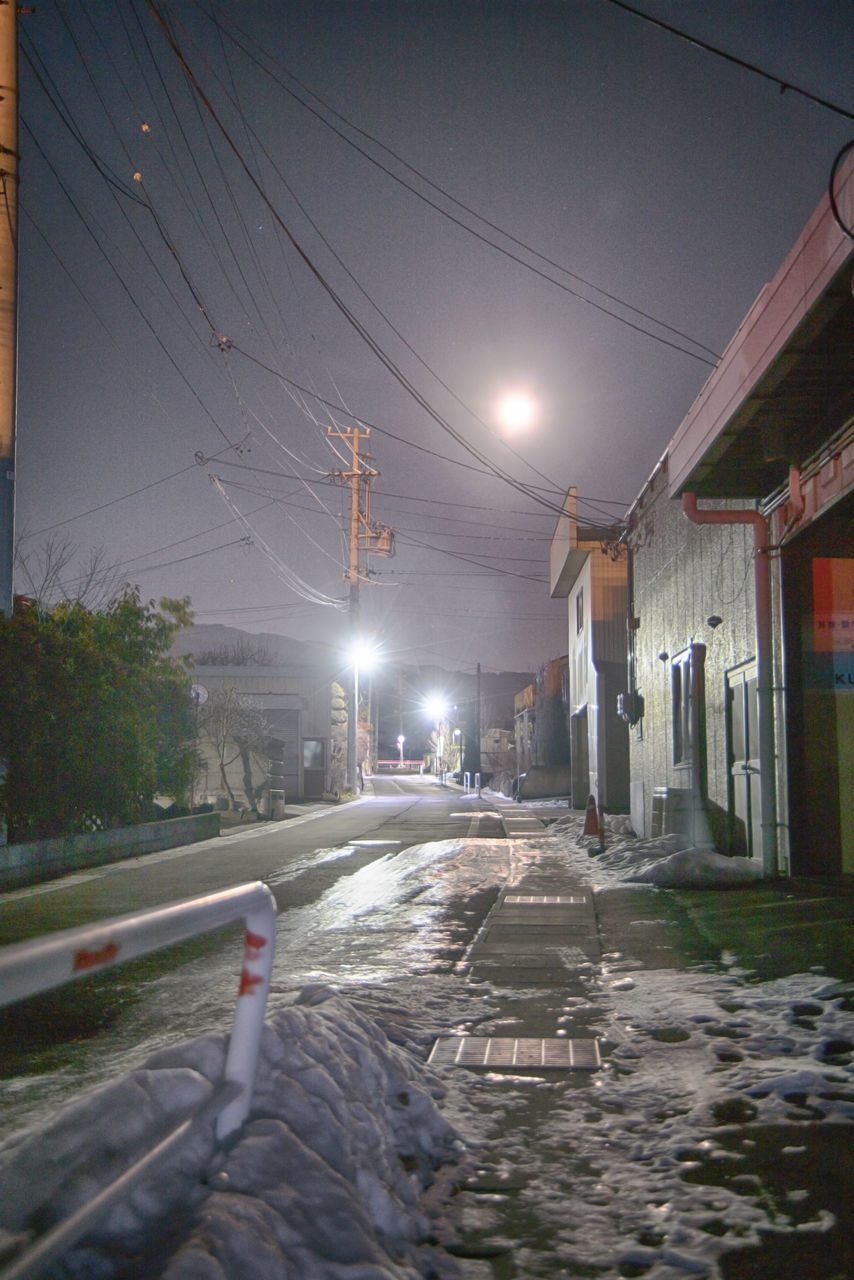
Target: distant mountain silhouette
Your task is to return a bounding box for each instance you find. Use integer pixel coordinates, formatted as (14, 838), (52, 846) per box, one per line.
(171, 623), (339, 668)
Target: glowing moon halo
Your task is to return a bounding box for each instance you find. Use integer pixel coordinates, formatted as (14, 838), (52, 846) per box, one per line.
(495, 388), (538, 434)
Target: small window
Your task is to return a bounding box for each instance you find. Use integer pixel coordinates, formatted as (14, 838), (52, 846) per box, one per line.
(671, 654), (690, 765)
(303, 739), (325, 770)
(671, 645), (706, 768)
(576, 588), (584, 634)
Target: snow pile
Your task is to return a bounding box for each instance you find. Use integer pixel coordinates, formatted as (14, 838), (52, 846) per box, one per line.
(625, 845), (764, 887)
(0, 988), (464, 1279)
(542, 808), (765, 887)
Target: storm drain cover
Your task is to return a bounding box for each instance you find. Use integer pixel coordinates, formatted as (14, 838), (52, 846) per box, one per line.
(428, 1036), (601, 1070)
(504, 894), (587, 904)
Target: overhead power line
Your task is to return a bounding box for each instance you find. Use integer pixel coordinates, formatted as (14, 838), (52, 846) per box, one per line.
(210, 476), (347, 609)
(603, 0), (854, 122)
(143, 3), (680, 525)
(202, 2), (721, 366)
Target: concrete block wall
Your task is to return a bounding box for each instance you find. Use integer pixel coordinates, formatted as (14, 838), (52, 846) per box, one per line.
(0, 812), (221, 892)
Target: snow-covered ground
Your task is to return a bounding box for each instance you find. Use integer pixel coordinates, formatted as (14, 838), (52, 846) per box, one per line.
(1, 806), (852, 1278)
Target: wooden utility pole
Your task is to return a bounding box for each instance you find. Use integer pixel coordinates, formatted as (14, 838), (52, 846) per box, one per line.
(0, 2), (17, 617)
(328, 425), (372, 625)
(327, 426), (394, 790)
(327, 425), (393, 623)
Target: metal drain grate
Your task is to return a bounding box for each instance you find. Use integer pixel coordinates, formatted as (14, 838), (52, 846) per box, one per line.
(428, 1036), (601, 1070)
(504, 894), (587, 904)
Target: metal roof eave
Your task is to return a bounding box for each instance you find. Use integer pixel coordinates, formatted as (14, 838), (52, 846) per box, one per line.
(668, 158), (854, 500)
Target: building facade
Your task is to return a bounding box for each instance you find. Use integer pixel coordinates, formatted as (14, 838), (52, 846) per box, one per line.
(626, 456), (760, 852)
(191, 663), (337, 811)
(550, 490), (630, 812)
(628, 148), (854, 876)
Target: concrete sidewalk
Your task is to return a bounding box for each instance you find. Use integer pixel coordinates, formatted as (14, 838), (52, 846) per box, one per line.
(429, 800), (854, 1277)
(497, 797), (854, 983)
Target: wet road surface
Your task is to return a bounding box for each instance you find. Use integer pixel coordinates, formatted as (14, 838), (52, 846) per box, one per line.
(0, 774), (501, 1132)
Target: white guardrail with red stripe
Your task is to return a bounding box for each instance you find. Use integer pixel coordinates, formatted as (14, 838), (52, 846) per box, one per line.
(0, 882), (277, 1280)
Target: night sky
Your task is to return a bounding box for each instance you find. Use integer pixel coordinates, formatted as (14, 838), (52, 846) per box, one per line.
(13, 1), (854, 673)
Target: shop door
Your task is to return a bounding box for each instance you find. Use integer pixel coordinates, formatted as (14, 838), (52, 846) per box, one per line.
(726, 662), (761, 858)
(302, 738), (326, 799)
(570, 707), (589, 810)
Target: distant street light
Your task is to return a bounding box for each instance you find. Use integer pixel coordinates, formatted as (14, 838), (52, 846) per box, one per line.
(422, 693), (450, 779)
(453, 727), (463, 776)
(396, 734), (405, 767)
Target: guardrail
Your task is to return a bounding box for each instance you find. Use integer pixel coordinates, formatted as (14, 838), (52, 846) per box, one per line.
(0, 881), (277, 1280)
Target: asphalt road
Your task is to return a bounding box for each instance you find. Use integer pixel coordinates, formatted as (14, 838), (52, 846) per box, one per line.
(0, 773), (502, 1128)
(0, 773), (499, 945)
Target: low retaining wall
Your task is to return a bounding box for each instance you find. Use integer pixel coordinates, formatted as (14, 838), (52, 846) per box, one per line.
(0, 812), (221, 892)
(515, 764), (572, 799)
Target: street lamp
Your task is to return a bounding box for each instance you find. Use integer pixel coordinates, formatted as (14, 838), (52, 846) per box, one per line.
(348, 638), (380, 793)
(453, 727), (463, 777)
(422, 693), (449, 778)
(396, 734), (405, 768)
(423, 694), (449, 722)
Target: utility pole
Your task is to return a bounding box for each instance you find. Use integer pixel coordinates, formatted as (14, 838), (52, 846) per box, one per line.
(460, 662), (482, 782)
(0, 6), (17, 847)
(327, 426), (394, 791)
(0, 2), (18, 618)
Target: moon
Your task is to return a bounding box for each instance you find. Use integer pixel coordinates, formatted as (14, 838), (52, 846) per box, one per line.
(495, 389), (538, 434)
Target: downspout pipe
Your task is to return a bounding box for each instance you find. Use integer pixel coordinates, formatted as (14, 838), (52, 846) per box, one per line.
(682, 493), (778, 876)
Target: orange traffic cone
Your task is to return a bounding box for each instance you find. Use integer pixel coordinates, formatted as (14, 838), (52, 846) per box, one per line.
(583, 794), (599, 836)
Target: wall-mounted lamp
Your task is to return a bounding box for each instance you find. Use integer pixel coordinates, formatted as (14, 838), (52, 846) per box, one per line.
(706, 615), (723, 630)
(657, 651), (669, 663)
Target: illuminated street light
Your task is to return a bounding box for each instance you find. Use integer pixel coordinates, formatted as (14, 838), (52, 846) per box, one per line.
(423, 694), (449, 722)
(422, 693), (451, 779)
(350, 638), (380, 674)
(396, 734), (405, 767)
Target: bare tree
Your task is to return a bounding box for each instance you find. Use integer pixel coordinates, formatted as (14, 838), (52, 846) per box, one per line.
(197, 687), (270, 811)
(194, 640), (277, 667)
(15, 533), (124, 611)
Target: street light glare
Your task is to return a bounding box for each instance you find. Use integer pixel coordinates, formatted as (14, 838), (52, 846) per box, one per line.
(423, 694), (449, 721)
(349, 638), (380, 672)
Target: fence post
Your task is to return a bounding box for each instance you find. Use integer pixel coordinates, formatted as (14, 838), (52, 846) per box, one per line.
(0, 882), (277, 1140)
(216, 886), (276, 1138)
